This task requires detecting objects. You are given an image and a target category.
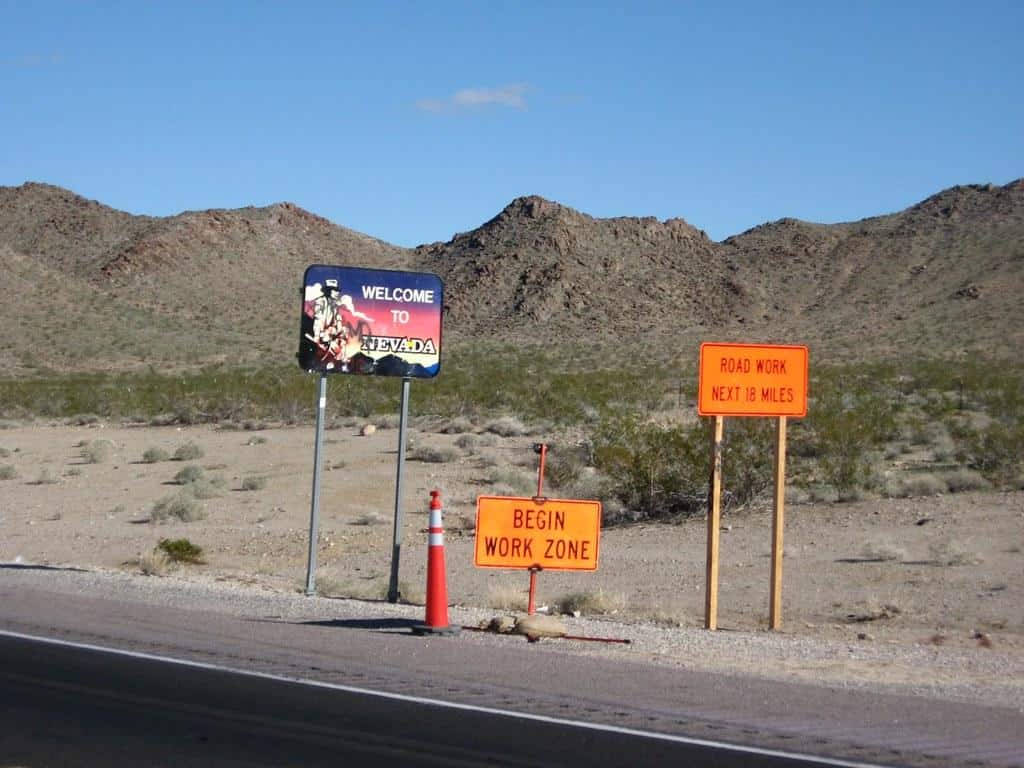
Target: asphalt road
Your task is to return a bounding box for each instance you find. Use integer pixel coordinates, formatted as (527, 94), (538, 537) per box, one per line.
(1, 632), (862, 768)
(1, 568), (1022, 767)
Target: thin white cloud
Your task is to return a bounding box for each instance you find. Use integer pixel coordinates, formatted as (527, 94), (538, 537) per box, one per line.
(417, 84), (529, 113)
(1, 52), (62, 69)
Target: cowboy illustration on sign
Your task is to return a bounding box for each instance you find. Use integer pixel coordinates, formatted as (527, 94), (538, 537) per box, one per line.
(306, 278), (375, 371)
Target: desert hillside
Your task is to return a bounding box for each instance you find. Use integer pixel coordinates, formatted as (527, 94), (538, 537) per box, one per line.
(1, 179), (1021, 374)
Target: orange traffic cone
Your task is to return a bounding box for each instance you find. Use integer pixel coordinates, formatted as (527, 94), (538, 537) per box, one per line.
(413, 490), (460, 636)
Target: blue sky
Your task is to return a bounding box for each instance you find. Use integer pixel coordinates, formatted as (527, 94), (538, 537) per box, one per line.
(2, 2), (1021, 246)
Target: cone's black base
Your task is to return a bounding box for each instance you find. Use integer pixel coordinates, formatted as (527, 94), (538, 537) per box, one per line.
(411, 624), (461, 636)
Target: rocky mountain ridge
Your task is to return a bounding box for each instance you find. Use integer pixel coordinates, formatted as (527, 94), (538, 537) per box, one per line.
(1, 179), (1021, 373)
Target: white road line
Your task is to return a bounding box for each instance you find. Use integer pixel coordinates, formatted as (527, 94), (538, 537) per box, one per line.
(0, 628), (887, 768)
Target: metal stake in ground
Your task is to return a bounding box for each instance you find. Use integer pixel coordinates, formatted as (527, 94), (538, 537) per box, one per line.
(527, 443), (548, 616)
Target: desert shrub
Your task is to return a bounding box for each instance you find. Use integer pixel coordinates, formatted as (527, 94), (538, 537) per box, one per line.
(139, 550), (169, 576)
(440, 416), (475, 434)
(173, 441), (204, 461)
(929, 540), (981, 567)
(785, 484), (812, 504)
(955, 420), (1024, 487)
(0, 447), (10, 458)
(151, 493), (206, 522)
(543, 445), (588, 490)
(190, 476), (227, 499)
(173, 464), (205, 485)
(409, 445), (461, 463)
(808, 384), (895, 498)
(882, 472), (946, 498)
(592, 415), (710, 521)
(240, 475), (267, 491)
(34, 467), (58, 485)
(555, 588), (625, 616)
(350, 512), (386, 526)
(157, 537), (204, 564)
(69, 414), (101, 426)
(487, 583), (529, 611)
(142, 446), (171, 463)
(557, 466), (606, 502)
(483, 466), (537, 496)
(720, 419), (775, 506)
(860, 541), (907, 562)
(374, 414), (400, 430)
(80, 439), (113, 464)
(454, 433), (478, 451)
(484, 416), (527, 437)
(942, 469), (991, 493)
(0, 464), (17, 480)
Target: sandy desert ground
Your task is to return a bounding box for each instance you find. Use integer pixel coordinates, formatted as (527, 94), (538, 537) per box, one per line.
(2, 420), (1022, 707)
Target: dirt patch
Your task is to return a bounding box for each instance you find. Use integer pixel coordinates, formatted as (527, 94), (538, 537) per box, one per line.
(1, 421), (1022, 658)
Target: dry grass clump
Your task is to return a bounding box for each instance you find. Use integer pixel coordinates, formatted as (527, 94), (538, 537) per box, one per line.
(882, 472), (946, 498)
(138, 550), (170, 576)
(173, 464), (205, 485)
(240, 475), (267, 491)
(440, 416), (476, 434)
(409, 445), (461, 463)
(487, 583), (530, 611)
(397, 580), (426, 606)
(483, 466), (536, 496)
(373, 414), (401, 430)
(80, 438), (114, 464)
(941, 469), (991, 493)
(859, 540), (907, 562)
(556, 469), (606, 503)
(315, 575), (388, 600)
(151, 492), (206, 522)
(142, 446), (171, 463)
(350, 512), (387, 526)
(484, 416), (528, 437)
(929, 540), (982, 566)
(190, 476), (227, 499)
(33, 467), (58, 485)
(0, 464), (17, 480)
(556, 589), (625, 616)
(635, 602), (689, 628)
(172, 441), (205, 461)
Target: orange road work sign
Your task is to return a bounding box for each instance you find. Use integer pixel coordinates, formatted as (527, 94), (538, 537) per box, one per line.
(698, 342), (809, 417)
(475, 496), (601, 571)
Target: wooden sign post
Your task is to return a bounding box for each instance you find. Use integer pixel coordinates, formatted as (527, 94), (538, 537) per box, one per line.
(698, 343), (808, 631)
(705, 415), (724, 630)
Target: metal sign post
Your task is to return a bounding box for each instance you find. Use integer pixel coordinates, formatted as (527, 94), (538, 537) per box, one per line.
(387, 377), (412, 603)
(705, 415), (724, 630)
(769, 416), (788, 629)
(304, 373), (328, 596)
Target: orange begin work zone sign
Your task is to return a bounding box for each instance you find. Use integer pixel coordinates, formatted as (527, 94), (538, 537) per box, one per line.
(474, 496), (601, 571)
(698, 342), (809, 417)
